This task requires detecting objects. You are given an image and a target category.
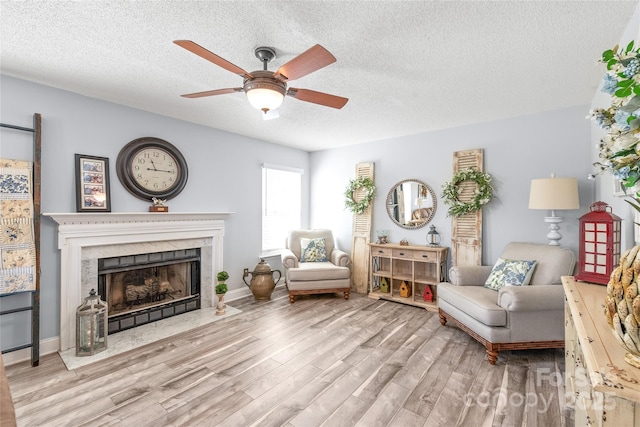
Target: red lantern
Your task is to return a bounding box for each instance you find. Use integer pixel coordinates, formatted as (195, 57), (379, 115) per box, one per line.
(575, 201), (621, 285)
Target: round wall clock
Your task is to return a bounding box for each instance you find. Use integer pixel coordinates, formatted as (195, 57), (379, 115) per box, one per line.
(116, 137), (188, 201)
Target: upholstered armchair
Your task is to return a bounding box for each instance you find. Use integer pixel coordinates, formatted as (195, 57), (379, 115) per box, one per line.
(281, 229), (351, 303)
(438, 242), (576, 364)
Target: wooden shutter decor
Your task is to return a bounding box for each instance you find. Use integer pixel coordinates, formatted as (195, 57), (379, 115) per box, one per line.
(351, 162), (374, 293)
(451, 149), (484, 266)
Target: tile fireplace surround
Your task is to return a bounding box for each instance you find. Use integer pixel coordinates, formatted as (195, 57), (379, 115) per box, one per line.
(44, 212), (231, 352)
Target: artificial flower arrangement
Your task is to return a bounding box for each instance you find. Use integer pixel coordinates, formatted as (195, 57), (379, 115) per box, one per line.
(591, 42), (640, 367)
(590, 41), (640, 195)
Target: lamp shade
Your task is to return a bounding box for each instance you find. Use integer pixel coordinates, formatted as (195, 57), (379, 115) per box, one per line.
(528, 176), (579, 210)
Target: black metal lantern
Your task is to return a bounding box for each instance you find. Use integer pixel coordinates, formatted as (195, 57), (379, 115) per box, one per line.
(76, 289), (108, 356)
(426, 225), (441, 247)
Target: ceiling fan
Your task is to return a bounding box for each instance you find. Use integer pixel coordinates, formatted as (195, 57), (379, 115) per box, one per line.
(174, 40), (349, 118)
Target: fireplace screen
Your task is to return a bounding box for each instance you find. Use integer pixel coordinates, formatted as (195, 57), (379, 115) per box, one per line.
(98, 248), (200, 334)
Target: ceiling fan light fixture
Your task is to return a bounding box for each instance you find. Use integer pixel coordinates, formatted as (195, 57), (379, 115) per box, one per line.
(175, 41), (348, 115)
(244, 71), (286, 113)
(246, 87), (285, 113)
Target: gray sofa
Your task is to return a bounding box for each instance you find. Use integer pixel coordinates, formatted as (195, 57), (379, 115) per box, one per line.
(438, 242), (576, 364)
(281, 229), (351, 303)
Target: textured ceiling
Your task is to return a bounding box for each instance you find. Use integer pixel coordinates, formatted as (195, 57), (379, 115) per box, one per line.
(1, 1), (638, 151)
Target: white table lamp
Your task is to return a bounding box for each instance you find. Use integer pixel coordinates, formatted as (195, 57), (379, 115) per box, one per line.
(528, 173), (580, 246)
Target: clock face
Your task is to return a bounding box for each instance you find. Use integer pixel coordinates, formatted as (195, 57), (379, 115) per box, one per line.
(130, 147), (180, 192)
(116, 137), (188, 201)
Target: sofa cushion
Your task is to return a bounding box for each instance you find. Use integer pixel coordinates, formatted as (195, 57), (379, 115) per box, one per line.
(300, 237), (327, 262)
(438, 283), (507, 326)
(484, 258), (537, 291)
(287, 262), (350, 281)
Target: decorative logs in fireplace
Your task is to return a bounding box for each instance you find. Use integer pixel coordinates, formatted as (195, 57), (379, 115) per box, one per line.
(124, 277), (179, 307)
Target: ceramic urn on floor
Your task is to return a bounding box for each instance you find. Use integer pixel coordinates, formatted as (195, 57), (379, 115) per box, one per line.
(243, 258), (282, 301)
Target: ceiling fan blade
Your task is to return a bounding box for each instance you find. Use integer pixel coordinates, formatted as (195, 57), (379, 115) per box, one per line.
(274, 44), (336, 81)
(287, 88), (348, 109)
(181, 88), (243, 98)
(174, 40), (253, 79)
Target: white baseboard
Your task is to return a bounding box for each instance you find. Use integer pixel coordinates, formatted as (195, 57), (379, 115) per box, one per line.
(224, 283), (287, 302)
(225, 285), (252, 301)
(3, 336), (60, 366)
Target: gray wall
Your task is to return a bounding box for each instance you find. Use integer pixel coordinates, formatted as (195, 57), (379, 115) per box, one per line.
(310, 105), (593, 265)
(1, 75), (310, 343)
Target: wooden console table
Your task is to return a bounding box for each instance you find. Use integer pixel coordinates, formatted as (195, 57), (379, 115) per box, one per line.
(368, 243), (448, 312)
(562, 275), (640, 426)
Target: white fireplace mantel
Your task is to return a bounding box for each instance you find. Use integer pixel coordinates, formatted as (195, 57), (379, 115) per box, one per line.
(44, 212), (232, 351)
(45, 212), (232, 238)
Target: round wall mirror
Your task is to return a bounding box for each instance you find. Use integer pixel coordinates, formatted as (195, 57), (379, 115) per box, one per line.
(386, 179), (437, 229)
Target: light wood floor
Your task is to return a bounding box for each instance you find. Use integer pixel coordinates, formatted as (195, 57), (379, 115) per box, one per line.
(5, 289), (573, 427)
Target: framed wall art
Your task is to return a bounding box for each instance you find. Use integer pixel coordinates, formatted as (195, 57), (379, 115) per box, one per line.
(75, 154), (111, 212)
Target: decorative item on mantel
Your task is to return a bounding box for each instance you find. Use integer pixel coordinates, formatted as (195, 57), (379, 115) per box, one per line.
(426, 225), (440, 247)
(76, 289), (108, 357)
(215, 271), (228, 316)
(399, 239), (409, 246)
(575, 201), (621, 285)
(243, 258), (281, 301)
(605, 247), (640, 368)
(150, 197), (168, 212)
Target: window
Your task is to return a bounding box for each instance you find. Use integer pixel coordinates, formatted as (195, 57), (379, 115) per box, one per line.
(262, 164), (302, 253)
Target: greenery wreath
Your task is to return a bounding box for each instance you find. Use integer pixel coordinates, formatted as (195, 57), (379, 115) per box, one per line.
(441, 168), (493, 217)
(344, 177), (376, 214)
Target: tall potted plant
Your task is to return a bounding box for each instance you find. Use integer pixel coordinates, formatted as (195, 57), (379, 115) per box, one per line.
(215, 271), (228, 316)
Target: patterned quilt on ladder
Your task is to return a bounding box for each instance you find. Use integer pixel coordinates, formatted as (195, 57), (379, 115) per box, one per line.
(0, 159), (36, 294)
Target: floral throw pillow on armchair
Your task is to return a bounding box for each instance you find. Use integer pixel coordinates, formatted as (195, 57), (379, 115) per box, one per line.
(300, 237), (328, 262)
(484, 258), (537, 291)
